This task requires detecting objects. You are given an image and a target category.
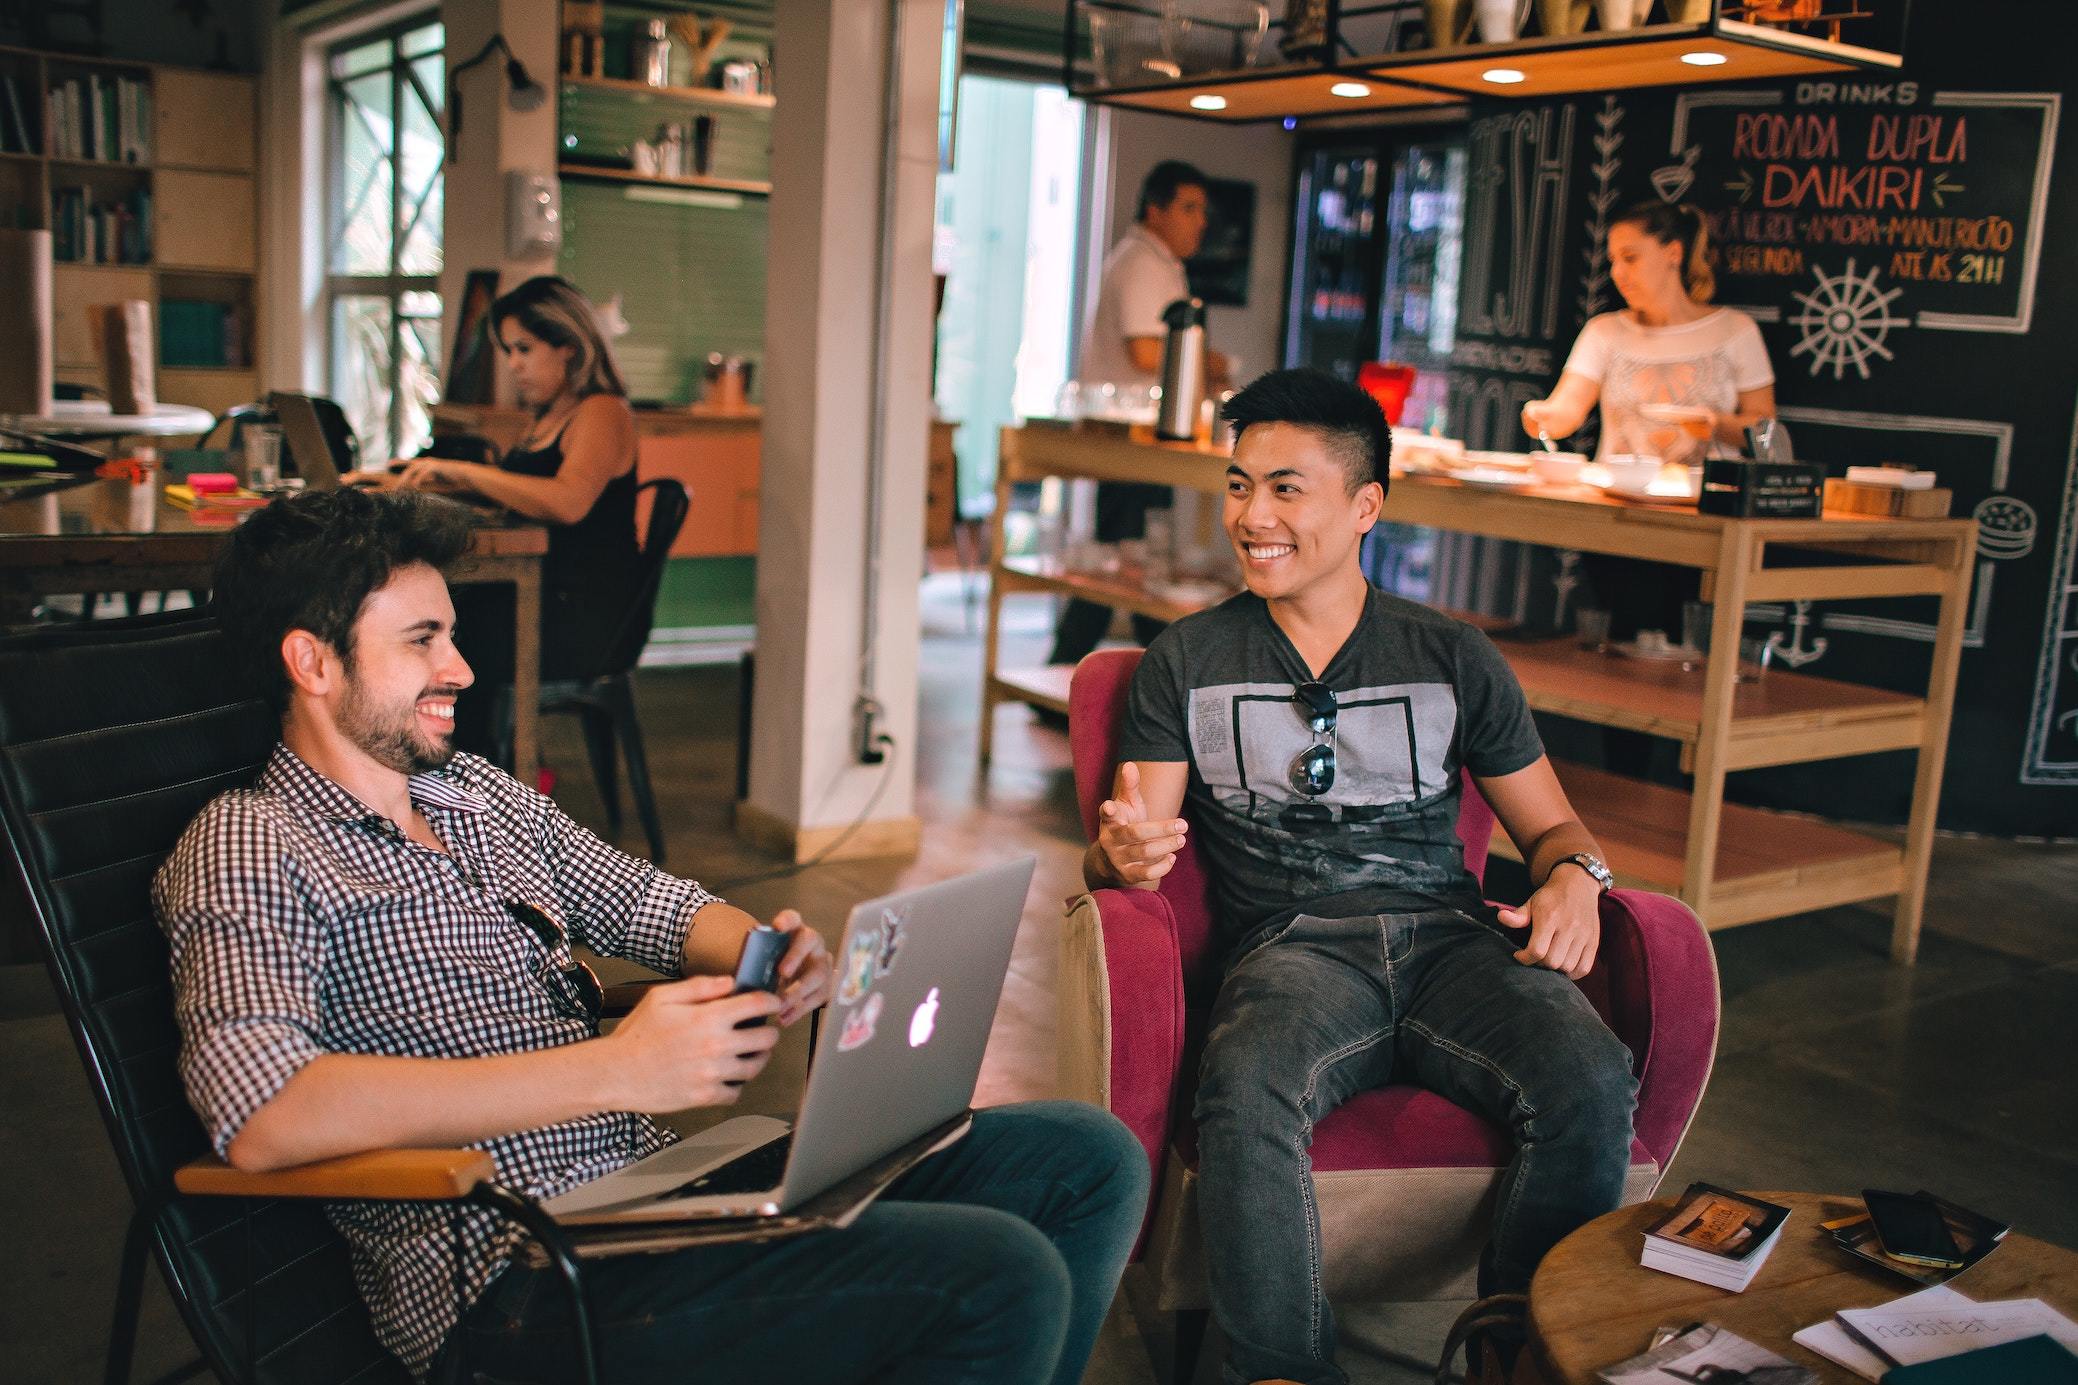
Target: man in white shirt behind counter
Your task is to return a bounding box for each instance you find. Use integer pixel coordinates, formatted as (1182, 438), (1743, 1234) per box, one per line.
(1051, 160), (1232, 669)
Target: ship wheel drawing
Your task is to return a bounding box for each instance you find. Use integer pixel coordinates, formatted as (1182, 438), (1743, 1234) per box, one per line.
(1788, 259), (1910, 380)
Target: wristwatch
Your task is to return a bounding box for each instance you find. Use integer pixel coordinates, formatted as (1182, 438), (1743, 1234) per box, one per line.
(1552, 852), (1614, 892)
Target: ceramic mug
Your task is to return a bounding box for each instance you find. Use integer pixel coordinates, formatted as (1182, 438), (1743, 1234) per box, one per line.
(1536, 0), (1593, 34)
(1475, 0), (1532, 41)
(1594, 0), (1652, 29)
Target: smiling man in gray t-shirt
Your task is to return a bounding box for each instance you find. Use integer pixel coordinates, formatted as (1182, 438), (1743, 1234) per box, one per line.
(1088, 368), (1638, 1385)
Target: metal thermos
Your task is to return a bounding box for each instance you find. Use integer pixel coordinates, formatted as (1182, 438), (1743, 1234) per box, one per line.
(1155, 297), (1208, 441)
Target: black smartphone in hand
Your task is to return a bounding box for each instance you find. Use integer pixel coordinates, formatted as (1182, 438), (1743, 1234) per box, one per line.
(1863, 1188), (1965, 1268)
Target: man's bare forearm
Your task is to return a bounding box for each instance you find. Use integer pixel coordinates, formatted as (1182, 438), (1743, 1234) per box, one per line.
(681, 898), (761, 976)
(1523, 820), (1604, 890)
(227, 1039), (624, 1172)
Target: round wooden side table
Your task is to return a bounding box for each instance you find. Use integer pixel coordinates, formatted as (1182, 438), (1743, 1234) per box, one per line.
(1527, 1191), (2078, 1384)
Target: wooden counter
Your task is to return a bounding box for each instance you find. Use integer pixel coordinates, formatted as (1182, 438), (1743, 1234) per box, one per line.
(986, 423), (1977, 962)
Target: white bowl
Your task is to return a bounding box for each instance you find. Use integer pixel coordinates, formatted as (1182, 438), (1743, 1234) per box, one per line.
(1531, 451), (1589, 485)
(1461, 449), (1535, 470)
(1601, 453), (1665, 492)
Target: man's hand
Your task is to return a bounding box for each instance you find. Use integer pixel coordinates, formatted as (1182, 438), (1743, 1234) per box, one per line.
(605, 975), (782, 1110)
(769, 909), (832, 1026)
(1096, 760), (1188, 887)
(1496, 866), (1602, 979)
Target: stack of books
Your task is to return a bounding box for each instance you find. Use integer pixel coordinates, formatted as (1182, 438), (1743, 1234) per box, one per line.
(1822, 1191), (2008, 1287)
(1638, 1183), (1790, 1291)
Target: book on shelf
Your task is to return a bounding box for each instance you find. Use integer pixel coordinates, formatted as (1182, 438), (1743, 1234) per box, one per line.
(51, 183), (151, 264)
(0, 72), (35, 154)
(1638, 1183), (1791, 1291)
(1820, 1191), (2009, 1288)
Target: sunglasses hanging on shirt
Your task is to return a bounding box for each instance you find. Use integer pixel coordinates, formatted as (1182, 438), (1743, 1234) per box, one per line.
(1288, 680), (1338, 799)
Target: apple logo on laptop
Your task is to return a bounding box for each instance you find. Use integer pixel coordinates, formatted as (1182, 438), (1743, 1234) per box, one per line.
(909, 987), (941, 1048)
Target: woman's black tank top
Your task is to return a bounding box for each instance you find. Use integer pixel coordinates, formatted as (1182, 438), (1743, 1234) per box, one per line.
(501, 405), (640, 680)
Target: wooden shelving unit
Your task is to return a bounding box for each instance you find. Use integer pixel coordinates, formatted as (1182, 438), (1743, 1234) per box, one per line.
(556, 162), (772, 197)
(985, 424), (1977, 963)
(0, 44), (260, 420)
(561, 74), (774, 111)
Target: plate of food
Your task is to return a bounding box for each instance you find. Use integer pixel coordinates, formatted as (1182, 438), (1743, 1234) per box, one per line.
(1451, 465), (1541, 490)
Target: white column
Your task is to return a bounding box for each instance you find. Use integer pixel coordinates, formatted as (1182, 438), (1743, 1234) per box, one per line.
(740, 0), (941, 860)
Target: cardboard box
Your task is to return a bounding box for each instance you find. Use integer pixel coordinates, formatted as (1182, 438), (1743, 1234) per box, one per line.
(1698, 460), (1825, 518)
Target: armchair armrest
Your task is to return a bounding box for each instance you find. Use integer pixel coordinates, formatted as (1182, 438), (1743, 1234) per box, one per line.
(1592, 889), (1720, 1174)
(601, 978), (669, 1017)
(175, 1148), (496, 1201)
(1059, 887), (1188, 1185)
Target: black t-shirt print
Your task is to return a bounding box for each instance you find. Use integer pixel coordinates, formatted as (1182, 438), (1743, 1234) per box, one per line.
(1119, 587), (1544, 950)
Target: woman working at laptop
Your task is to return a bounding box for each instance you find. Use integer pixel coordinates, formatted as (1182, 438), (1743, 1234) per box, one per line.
(377, 275), (641, 756)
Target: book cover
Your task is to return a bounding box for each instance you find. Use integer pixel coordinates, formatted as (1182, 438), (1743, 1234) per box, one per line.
(1880, 1334), (2078, 1384)
(1645, 1184), (1792, 1262)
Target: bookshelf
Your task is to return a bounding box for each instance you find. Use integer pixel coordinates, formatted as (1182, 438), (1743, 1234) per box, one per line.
(0, 45), (261, 420)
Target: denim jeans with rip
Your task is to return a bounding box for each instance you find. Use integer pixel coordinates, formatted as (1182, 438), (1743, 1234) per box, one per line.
(1192, 910), (1638, 1385)
(432, 1101), (1149, 1385)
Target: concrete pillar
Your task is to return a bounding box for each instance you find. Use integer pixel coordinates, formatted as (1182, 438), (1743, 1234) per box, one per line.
(739, 0), (941, 860)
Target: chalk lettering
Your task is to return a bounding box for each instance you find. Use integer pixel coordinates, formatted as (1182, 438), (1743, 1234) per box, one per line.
(1868, 113), (1967, 163)
(1734, 111), (1839, 161)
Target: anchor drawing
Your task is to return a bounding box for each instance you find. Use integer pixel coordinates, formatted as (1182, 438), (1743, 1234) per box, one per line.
(1766, 600), (1829, 668)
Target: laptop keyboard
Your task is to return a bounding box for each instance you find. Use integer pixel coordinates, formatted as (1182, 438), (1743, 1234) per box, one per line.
(667, 1133), (795, 1199)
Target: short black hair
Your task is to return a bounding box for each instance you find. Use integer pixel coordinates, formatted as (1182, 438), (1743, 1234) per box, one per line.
(1138, 160), (1209, 221)
(211, 488), (474, 712)
(1221, 367), (1391, 496)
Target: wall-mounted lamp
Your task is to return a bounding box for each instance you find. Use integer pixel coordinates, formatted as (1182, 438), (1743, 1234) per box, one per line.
(447, 33), (547, 163)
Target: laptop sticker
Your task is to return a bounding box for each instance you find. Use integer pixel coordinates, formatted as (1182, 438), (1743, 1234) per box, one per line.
(838, 991), (884, 1051)
(875, 908), (907, 977)
(838, 928), (879, 1005)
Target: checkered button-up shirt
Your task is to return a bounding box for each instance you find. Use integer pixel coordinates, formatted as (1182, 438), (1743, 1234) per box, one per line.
(153, 746), (720, 1376)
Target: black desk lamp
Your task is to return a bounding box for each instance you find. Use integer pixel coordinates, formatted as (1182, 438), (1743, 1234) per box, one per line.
(446, 33), (546, 162)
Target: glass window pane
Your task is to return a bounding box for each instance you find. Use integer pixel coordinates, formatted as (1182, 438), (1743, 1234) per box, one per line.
(332, 71), (396, 274)
(402, 22), (444, 60)
(398, 74), (445, 275)
(398, 309), (443, 461)
(334, 37), (390, 80)
(332, 295), (395, 461)
(409, 51), (444, 116)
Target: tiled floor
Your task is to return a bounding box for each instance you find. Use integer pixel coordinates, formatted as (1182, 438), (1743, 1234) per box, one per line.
(2, 577), (2072, 1383)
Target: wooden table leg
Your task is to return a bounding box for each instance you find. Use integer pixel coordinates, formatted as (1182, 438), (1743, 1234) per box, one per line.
(1682, 526), (1756, 922)
(1891, 535), (1972, 964)
(979, 433), (1017, 769)
(510, 560), (542, 787)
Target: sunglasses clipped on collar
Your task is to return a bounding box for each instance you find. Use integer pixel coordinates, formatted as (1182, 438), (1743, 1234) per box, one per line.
(505, 900), (604, 1026)
(1288, 680), (1337, 799)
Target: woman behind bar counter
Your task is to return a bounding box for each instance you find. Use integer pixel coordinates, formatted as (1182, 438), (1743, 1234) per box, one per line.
(1521, 201), (1775, 466)
(386, 275), (641, 757)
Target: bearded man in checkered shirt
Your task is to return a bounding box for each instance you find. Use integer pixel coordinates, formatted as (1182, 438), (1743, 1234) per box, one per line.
(153, 488), (1148, 1384)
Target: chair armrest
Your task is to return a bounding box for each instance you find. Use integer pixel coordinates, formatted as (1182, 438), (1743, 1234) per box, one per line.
(175, 1148), (496, 1201)
(1593, 889), (1720, 1173)
(1060, 888), (1187, 1181)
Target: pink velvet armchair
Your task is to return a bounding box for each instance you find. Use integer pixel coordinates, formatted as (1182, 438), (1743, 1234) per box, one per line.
(1055, 648), (1720, 1358)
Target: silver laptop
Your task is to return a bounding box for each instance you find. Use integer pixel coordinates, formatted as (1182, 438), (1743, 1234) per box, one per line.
(271, 392), (352, 491)
(544, 856), (1037, 1223)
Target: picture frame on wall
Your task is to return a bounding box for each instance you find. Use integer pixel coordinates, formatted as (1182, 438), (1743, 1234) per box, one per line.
(1186, 177), (1256, 309)
(444, 269), (500, 405)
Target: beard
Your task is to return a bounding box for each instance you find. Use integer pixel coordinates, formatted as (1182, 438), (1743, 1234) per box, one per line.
(339, 667), (462, 776)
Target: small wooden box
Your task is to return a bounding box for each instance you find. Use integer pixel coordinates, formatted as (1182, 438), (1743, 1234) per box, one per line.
(1823, 478), (1954, 519)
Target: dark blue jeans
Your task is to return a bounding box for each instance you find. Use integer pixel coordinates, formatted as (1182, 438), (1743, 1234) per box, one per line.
(1194, 911), (1638, 1385)
(436, 1101), (1148, 1385)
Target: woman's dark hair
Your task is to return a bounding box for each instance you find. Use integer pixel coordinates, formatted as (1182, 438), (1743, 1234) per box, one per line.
(211, 488), (474, 712)
(1137, 160), (1209, 221)
(1221, 367), (1391, 496)
(488, 275), (629, 402)
(1612, 200), (1717, 304)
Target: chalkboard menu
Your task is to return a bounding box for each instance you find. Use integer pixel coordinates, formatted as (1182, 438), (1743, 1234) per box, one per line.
(1438, 0), (2076, 835)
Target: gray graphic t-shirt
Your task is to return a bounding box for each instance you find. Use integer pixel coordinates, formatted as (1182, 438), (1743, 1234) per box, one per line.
(1119, 587), (1544, 950)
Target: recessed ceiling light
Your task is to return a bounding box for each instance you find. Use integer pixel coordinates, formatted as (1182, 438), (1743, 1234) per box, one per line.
(1481, 67), (1527, 84)
(1330, 81), (1371, 98)
(1189, 94), (1228, 111)
(1681, 50), (1729, 66)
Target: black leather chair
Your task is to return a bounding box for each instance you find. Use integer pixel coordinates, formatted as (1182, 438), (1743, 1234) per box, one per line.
(0, 612), (598, 1385)
(538, 477), (690, 865)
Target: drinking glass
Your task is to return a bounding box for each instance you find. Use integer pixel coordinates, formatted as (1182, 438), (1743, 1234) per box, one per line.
(1575, 606), (1612, 649)
(242, 426), (283, 490)
(1681, 600), (1712, 654)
